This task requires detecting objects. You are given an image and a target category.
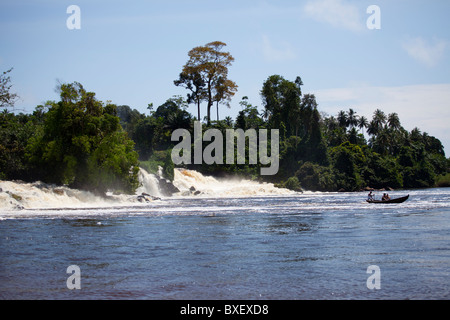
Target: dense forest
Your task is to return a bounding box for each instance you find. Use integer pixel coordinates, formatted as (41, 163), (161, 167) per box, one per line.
(1, 42), (450, 195)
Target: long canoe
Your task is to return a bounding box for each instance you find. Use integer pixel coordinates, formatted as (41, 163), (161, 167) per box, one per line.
(367, 195), (409, 204)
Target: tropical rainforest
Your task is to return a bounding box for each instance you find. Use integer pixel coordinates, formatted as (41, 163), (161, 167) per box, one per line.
(1, 42), (449, 195)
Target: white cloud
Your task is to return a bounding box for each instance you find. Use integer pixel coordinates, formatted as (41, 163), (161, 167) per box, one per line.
(303, 0), (363, 32)
(262, 35), (296, 62)
(313, 84), (450, 152)
(403, 37), (448, 67)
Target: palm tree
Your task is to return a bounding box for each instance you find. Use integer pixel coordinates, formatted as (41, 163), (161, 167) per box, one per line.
(373, 109), (386, 127)
(358, 116), (368, 134)
(410, 127), (422, 142)
(224, 116), (233, 128)
(324, 116), (338, 132)
(337, 110), (348, 129)
(347, 108), (359, 129)
(375, 129), (391, 155)
(387, 113), (401, 131)
(368, 109), (386, 137)
(367, 120), (378, 137)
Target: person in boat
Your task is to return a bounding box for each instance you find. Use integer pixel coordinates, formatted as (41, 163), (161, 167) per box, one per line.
(382, 193), (391, 201)
(367, 191), (374, 201)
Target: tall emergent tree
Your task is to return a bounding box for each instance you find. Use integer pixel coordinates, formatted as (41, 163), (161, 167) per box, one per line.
(174, 70), (205, 122)
(261, 75), (302, 138)
(174, 41), (237, 124)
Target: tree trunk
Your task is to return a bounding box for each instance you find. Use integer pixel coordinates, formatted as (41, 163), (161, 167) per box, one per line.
(207, 102), (212, 125)
(207, 81), (212, 125)
(216, 101), (219, 121)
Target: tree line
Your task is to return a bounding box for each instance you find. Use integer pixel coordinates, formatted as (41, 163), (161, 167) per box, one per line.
(1, 81), (139, 195)
(1, 42), (449, 195)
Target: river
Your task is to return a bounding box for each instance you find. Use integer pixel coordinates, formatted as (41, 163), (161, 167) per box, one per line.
(0, 170), (449, 300)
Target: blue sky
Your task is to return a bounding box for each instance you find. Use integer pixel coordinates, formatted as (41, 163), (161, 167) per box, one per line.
(1, 0), (449, 153)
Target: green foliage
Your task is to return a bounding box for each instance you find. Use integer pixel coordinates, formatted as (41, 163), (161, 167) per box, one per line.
(362, 152), (403, 189)
(235, 97), (265, 130)
(118, 96), (193, 161)
(329, 142), (365, 191)
(1, 68), (19, 109)
(318, 104), (448, 191)
(260, 76), (330, 180)
(295, 162), (336, 192)
(85, 130), (140, 194)
(140, 150), (175, 181)
(276, 176), (303, 192)
(25, 82), (139, 195)
(436, 173), (450, 188)
(0, 111), (37, 180)
(261, 75), (302, 137)
(1, 67), (448, 195)
(174, 41), (237, 124)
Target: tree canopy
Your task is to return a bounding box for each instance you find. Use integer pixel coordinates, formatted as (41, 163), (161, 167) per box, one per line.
(174, 41), (237, 124)
(23, 82), (139, 195)
(1, 48), (449, 194)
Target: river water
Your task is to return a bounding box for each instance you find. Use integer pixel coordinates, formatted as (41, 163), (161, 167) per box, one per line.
(0, 174), (449, 300)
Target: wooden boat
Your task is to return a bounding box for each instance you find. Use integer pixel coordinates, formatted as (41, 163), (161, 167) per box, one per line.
(367, 195), (409, 204)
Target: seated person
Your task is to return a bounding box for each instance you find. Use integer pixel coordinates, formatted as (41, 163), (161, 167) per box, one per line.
(381, 193), (391, 201)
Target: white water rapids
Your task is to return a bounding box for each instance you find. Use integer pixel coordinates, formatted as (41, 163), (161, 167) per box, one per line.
(0, 168), (295, 210)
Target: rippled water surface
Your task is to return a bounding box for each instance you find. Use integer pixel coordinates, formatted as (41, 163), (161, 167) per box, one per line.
(1, 189), (449, 299)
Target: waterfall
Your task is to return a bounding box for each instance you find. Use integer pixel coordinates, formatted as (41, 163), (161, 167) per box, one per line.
(0, 168), (295, 210)
(136, 168), (162, 197)
(0, 180), (116, 210)
(172, 168), (295, 197)
(137, 167), (294, 198)
(0, 168), (162, 210)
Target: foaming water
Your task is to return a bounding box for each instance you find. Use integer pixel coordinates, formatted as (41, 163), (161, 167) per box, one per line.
(173, 168), (295, 197)
(1, 186), (448, 220)
(136, 168), (162, 198)
(0, 168), (294, 213)
(0, 180), (120, 211)
(0, 168), (163, 212)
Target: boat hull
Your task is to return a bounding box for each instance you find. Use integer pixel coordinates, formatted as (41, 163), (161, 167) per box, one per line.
(367, 195), (409, 204)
